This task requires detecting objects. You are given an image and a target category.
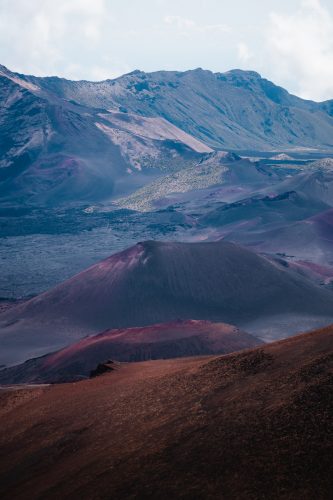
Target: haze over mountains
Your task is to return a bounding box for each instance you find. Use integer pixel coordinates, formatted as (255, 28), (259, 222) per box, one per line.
(1, 60), (333, 500)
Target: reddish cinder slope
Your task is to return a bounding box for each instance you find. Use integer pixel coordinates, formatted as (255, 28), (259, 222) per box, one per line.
(0, 319), (262, 383)
(0, 325), (332, 499)
(1, 240), (333, 367)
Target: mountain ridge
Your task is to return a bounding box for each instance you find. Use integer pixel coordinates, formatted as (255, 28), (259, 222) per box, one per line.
(1, 63), (333, 206)
(23, 65), (333, 150)
(2, 63), (333, 147)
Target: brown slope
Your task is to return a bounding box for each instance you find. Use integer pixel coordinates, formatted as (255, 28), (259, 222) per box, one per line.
(1, 240), (333, 367)
(0, 325), (332, 499)
(0, 320), (262, 384)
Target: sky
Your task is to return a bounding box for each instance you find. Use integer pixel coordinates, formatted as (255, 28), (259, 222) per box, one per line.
(0, 0), (332, 101)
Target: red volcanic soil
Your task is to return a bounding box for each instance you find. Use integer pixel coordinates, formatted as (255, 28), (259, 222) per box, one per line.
(2, 240), (333, 367)
(0, 320), (262, 384)
(0, 326), (332, 499)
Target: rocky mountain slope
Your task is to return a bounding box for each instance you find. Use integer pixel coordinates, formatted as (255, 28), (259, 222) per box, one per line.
(1, 64), (333, 206)
(0, 325), (332, 499)
(273, 162), (333, 207)
(0, 65), (210, 205)
(25, 67), (333, 151)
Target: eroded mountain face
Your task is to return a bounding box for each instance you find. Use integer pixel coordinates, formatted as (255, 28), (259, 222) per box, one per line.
(1, 64), (333, 206)
(0, 66), (213, 205)
(25, 67), (333, 150)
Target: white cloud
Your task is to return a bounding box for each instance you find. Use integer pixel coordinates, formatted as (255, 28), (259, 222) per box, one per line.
(164, 15), (230, 36)
(89, 61), (131, 82)
(0, 0), (332, 101)
(0, 0), (121, 80)
(237, 42), (252, 63)
(266, 0), (333, 101)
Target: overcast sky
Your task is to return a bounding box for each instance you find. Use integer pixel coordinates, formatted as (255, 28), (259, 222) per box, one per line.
(0, 0), (332, 101)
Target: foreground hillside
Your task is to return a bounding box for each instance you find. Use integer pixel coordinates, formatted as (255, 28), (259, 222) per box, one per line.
(1, 240), (333, 366)
(0, 325), (332, 499)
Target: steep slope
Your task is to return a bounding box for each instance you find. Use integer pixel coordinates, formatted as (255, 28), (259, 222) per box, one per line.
(25, 67), (333, 150)
(0, 70), (126, 204)
(2, 64), (333, 205)
(0, 66), (210, 205)
(0, 320), (262, 383)
(1, 240), (333, 366)
(0, 326), (332, 499)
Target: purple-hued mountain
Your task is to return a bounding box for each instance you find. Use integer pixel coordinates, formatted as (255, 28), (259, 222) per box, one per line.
(0, 319), (263, 384)
(1, 240), (333, 367)
(198, 160), (333, 266)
